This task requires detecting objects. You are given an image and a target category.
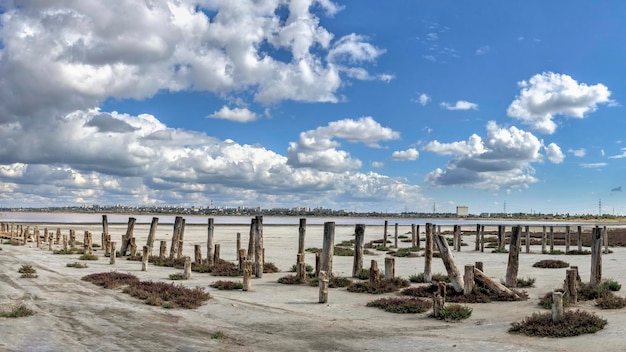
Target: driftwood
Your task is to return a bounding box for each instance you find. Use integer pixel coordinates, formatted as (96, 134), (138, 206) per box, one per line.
(433, 234), (464, 293)
(473, 267), (519, 299)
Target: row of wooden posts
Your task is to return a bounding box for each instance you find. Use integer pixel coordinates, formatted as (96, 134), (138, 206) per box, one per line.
(0, 219), (608, 316)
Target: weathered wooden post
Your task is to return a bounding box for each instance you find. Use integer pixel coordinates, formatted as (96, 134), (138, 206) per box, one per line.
(577, 226), (583, 252)
(207, 217), (215, 265)
(243, 260), (252, 291)
(475, 261), (483, 272)
(129, 237), (137, 257)
(424, 223), (434, 282)
(433, 282), (446, 317)
(194, 244), (202, 265)
(87, 232), (93, 254)
(565, 225), (570, 253)
(352, 224), (365, 278)
(464, 264), (475, 295)
(176, 218), (186, 259)
(159, 240), (167, 259)
(394, 223), (399, 248)
(320, 222), (335, 277)
(70, 229), (76, 248)
(48, 235), (53, 251)
(169, 216), (182, 260)
(603, 226), (608, 254)
(474, 267), (519, 298)
(549, 226), (554, 252)
(146, 217), (159, 256)
(524, 226), (530, 253)
(236, 232), (241, 261)
(383, 220), (388, 246)
(247, 218), (255, 261)
(36, 229), (41, 248)
(110, 242), (117, 264)
(298, 218), (306, 255)
(497, 225), (505, 251)
(453, 225), (461, 251)
(120, 217), (136, 256)
(412, 224), (417, 248)
(63, 234), (68, 252)
(552, 291), (564, 323)
(318, 270), (329, 303)
(505, 226), (522, 287)
(83, 231), (89, 254)
(565, 268), (578, 304)
(296, 253), (306, 281)
(434, 234), (464, 293)
(475, 224), (481, 251)
(385, 257), (395, 279)
(541, 225), (547, 253)
(315, 252), (321, 278)
(369, 260), (380, 285)
(141, 246), (149, 271)
(213, 244), (221, 264)
(238, 249), (246, 272)
(254, 216), (264, 278)
(590, 227), (603, 286)
(183, 256), (192, 280)
(480, 225), (485, 252)
(55, 228), (61, 245)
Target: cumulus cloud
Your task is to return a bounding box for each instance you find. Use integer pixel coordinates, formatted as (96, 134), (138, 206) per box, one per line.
(423, 121), (561, 189)
(568, 148), (586, 157)
(392, 148), (419, 161)
(208, 106), (258, 123)
(507, 72), (612, 134)
(440, 101), (479, 110)
(412, 93), (431, 106)
(287, 116), (400, 172)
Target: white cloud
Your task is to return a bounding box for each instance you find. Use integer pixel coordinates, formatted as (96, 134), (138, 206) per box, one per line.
(440, 100), (479, 110)
(423, 121), (562, 190)
(581, 163), (607, 168)
(371, 161), (384, 168)
(545, 143), (565, 163)
(413, 93), (431, 106)
(507, 72), (612, 134)
(609, 148), (626, 159)
(423, 55), (437, 62)
(287, 116), (399, 171)
(601, 149), (606, 157)
(568, 148), (586, 157)
(208, 106), (258, 123)
(475, 45), (490, 55)
(392, 148), (419, 161)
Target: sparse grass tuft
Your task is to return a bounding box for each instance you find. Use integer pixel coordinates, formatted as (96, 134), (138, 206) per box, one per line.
(263, 262), (280, 273)
(433, 304), (472, 321)
(53, 248), (82, 255)
(532, 259), (569, 268)
(290, 263), (314, 273)
(18, 264), (36, 274)
(66, 262), (88, 268)
(346, 277), (410, 294)
(392, 247), (421, 257)
(516, 277), (536, 288)
(210, 280), (243, 290)
(566, 249), (592, 255)
(209, 259), (241, 277)
(78, 253), (99, 261)
(408, 272), (449, 283)
(308, 275), (352, 288)
(122, 281), (210, 309)
(277, 275), (304, 285)
(375, 246), (389, 251)
(169, 273), (187, 280)
(509, 310), (607, 337)
(596, 292), (626, 309)
(334, 246), (354, 256)
(210, 331), (226, 339)
(367, 297), (432, 314)
(0, 304), (34, 318)
(305, 247), (321, 253)
(602, 279), (621, 292)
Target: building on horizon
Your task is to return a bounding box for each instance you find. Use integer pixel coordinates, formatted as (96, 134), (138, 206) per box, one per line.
(456, 206), (469, 217)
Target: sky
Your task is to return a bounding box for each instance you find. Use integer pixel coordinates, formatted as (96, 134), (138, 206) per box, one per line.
(0, 1), (624, 215)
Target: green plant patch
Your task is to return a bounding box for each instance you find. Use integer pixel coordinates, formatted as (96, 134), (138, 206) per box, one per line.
(346, 277), (410, 294)
(334, 246), (354, 256)
(433, 304), (472, 321)
(509, 310), (607, 337)
(289, 263), (314, 273)
(81, 272), (140, 289)
(596, 292), (626, 309)
(0, 304), (34, 318)
(210, 280), (243, 290)
(169, 273), (187, 280)
(66, 262), (88, 268)
(263, 262), (280, 273)
(122, 281), (210, 309)
(532, 259), (569, 268)
(78, 253), (99, 261)
(18, 265), (36, 274)
(277, 275), (304, 285)
(308, 276), (352, 288)
(305, 247), (321, 253)
(367, 297), (431, 314)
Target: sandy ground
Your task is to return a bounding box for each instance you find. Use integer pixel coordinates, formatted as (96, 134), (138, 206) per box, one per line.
(2, 222), (626, 352)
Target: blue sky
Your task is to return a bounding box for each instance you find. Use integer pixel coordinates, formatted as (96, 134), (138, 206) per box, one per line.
(0, 1), (624, 215)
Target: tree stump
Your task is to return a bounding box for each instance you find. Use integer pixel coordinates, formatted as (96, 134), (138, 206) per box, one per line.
(369, 260), (380, 285)
(214, 244), (221, 264)
(385, 257), (395, 279)
(552, 291), (564, 323)
(238, 249), (246, 272)
(565, 268), (578, 304)
(110, 242), (117, 265)
(243, 260), (252, 291)
(319, 270), (329, 303)
(141, 245), (149, 271)
(194, 244), (202, 265)
(183, 256), (192, 280)
(159, 240), (167, 259)
(464, 265), (475, 295)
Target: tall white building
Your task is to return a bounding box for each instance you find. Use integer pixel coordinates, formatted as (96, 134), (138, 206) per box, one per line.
(456, 206), (469, 217)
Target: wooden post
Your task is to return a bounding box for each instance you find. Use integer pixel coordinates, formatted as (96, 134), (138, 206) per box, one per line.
(194, 244), (202, 265)
(254, 216), (264, 278)
(169, 216), (182, 260)
(464, 264), (475, 295)
(480, 225), (485, 252)
(130, 237), (137, 257)
(207, 217), (215, 265)
(320, 222), (335, 276)
(434, 234), (464, 293)
(63, 234), (68, 252)
(384, 257), (395, 279)
(565, 268), (578, 304)
(48, 235), (53, 251)
(214, 244), (221, 264)
(549, 226), (554, 252)
(243, 260), (252, 291)
(110, 242), (116, 264)
(475, 261), (483, 272)
(412, 224), (417, 248)
(424, 223), (433, 282)
(475, 224), (481, 251)
(394, 223), (398, 248)
(315, 252), (320, 278)
(236, 232), (241, 261)
(383, 220), (388, 246)
(238, 249), (246, 272)
(433, 282), (446, 317)
(36, 228), (41, 248)
(318, 270), (329, 303)
(454, 225), (461, 251)
(55, 228), (61, 245)
(83, 231), (89, 254)
(183, 256), (191, 280)
(296, 253), (306, 281)
(577, 226), (582, 252)
(498, 225), (505, 251)
(505, 226), (522, 287)
(298, 218), (306, 254)
(247, 218), (255, 261)
(369, 260), (380, 285)
(70, 229), (76, 248)
(541, 225), (547, 253)
(159, 240), (167, 259)
(352, 224), (365, 278)
(176, 218), (186, 259)
(102, 215), (109, 242)
(120, 217), (136, 256)
(565, 225), (570, 253)
(146, 217), (159, 256)
(552, 291), (564, 323)
(141, 246), (149, 271)
(87, 232), (93, 254)
(603, 226), (608, 254)
(590, 227), (602, 286)
(524, 225), (530, 254)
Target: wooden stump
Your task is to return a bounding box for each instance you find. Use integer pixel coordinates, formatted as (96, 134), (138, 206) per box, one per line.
(590, 227), (603, 286)
(424, 222), (434, 282)
(207, 217), (215, 266)
(577, 226), (583, 252)
(63, 234), (68, 252)
(236, 232), (241, 261)
(141, 246), (149, 271)
(254, 216), (264, 278)
(384, 257), (395, 279)
(55, 228), (61, 245)
(298, 218), (306, 255)
(549, 226), (554, 252)
(110, 242), (117, 265)
(505, 226), (522, 287)
(464, 265), (475, 295)
(318, 270), (329, 303)
(352, 224), (365, 278)
(524, 226), (530, 254)
(603, 226), (609, 254)
(565, 225), (571, 253)
(320, 222), (335, 276)
(412, 224), (417, 248)
(102, 215), (109, 241)
(169, 216), (183, 260)
(243, 260), (252, 291)
(130, 237), (137, 257)
(453, 225), (461, 251)
(497, 225), (505, 251)
(48, 236), (53, 251)
(214, 244), (221, 264)
(473, 267), (519, 298)
(475, 224), (481, 251)
(159, 240), (167, 259)
(565, 268), (578, 304)
(315, 252), (320, 278)
(475, 261), (483, 272)
(238, 249), (246, 272)
(194, 244), (202, 265)
(434, 234), (464, 293)
(369, 260), (380, 285)
(552, 291), (564, 323)
(383, 220), (388, 247)
(146, 217), (159, 256)
(70, 229), (76, 248)
(433, 282), (446, 317)
(120, 217), (136, 256)
(176, 218), (186, 259)
(247, 218), (255, 261)
(541, 226), (547, 253)
(394, 223), (398, 248)
(183, 256), (192, 280)
(296, 253), (306, 281)
(480, 225), (485, 252)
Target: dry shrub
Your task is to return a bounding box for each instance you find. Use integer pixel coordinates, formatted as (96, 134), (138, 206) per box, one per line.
(308, 276), (352, 288)
(367, 297), (432, 314)
(122, 281), (210, 309)
(596, 293), (626, 309)
(289, 264), (314, 273)
(392, 247), (421, 257)
(277, 275), (304, 285)
(148, 256), (186, 268)
(18, 265), (36, 274)
(433, 304), (472, 321)
(66, 262), (88, 268)
(0, 304), (34, 318)
(210, 280), (243, 290)
(209, 259), (241, 277)
(532, 259), (569, 268)
(53, 248), (83, 255)
(263, 262), (280, 273)
(334, 246), (354, 256)
(408, 272), (449, 283)
(566, 249), (591, 255)
(78, 253), (98, 261)
(346, 277), (410, 294)
(81, 272), (140, 289)
(509, 310), (607, 337)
